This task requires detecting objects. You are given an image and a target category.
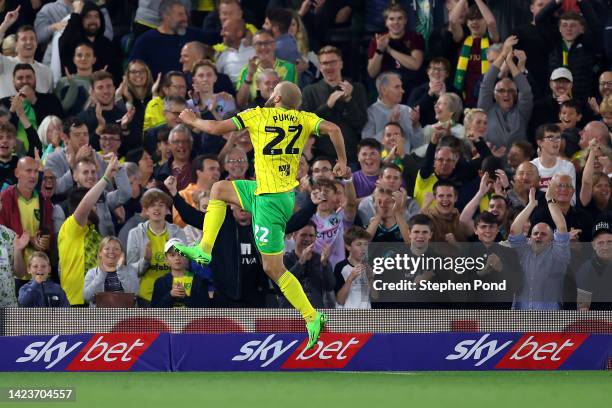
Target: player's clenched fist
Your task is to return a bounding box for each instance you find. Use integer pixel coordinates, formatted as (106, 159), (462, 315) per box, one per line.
(179, 109), (198, 126)
(333, 160), (348, 178)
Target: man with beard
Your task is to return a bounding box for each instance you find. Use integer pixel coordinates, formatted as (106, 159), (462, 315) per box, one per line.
(420, 180), (471, 243)
(59, 0), (121, 84)
(130, 0), (217, 78)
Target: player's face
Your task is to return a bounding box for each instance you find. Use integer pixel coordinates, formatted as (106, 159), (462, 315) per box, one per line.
(474, 222), (499, 245)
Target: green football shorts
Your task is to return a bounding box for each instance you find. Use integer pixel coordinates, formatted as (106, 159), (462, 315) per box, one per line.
(232, 179), (295, 255)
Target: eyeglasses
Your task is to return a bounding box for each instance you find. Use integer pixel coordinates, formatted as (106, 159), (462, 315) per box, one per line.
(319, 59), (340, 67)
(495, 88), (517, 95)
(253, 40), (275, 47)
(165, 110), (183, 116)
(128, 69), (146, 75)
(600, 81), (612, 87)
(543, 135), (562, 141)
(226, 159), (247, 164)
(170, 139), (191, 145)
(312, 167), (332, 173)
(556, 183), (574, 189)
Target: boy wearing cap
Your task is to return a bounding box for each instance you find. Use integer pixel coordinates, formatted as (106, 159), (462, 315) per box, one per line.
(126, 188), (186, 307)
(151, 238), (209, 308)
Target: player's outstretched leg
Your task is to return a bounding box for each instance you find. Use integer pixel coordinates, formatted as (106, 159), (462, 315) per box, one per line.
(173, 180), (240, 265)
(262, 254), (327, 350)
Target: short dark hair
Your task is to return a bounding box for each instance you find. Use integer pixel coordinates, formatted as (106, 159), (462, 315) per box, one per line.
(313, 178), (337, 192)
(433, 180), (457, 195)
(408, 214), (433, 230)
(383, 3), (407, 19)
(64, 117), (87, 134)
(312, 156), (333, 167)
(428, 57), (451, 73)
(159, 0), (185, 18)
(0, 122), (16, 138)
(357, 138), (382, 153)
(466, 4), (483, 21)
(162, 71), (186, 92)
(481, 156), (504, 174)
(560, 99), (583, 115)
(13, 63), (34, 77)
(535, 123), (562, 141)
(344, 225), (371, 246)
(99, 123), (121, 136)
(559, 11), (586, 28)
(511, 140), (535, 160)
(380, 163), (402, 175)
(91, 70), (114, 86)
(474, 211), (500, 226)
(191, 154), (219, 182)
(266, 8), (293, 34)
(317, 45), (342, 58)
(15, 25), (35, 40)
(384, 121), (405, 137)
(74, 42), (95, 55)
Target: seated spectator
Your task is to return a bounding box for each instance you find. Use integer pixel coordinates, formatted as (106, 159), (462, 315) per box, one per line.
(407, 57), (454, 127)
(98, 124), (124, 162)
(530, 173), (592, 242)
(151, 237), (210, 307)
(301, 45), (367, 161)
(531, 124), (576, 194)
(0, 196), (28, 306)
(311, 178), (357, 270)
(54, 43), (95, 117)
(18, 251), (69, 307)
(126, 188), (186, 307)
(365, 186), (411, 243)
(153, 124), (194, 191)
(477, 36), (533, 149)
(420, 180), (471, 242)
(379, 122), (422, 191)
(414, 92), (464, 157)
(283, 222), (334, 309)
(115, 60), (154, 138)
(579, 140), (612, 218)
(83, 237), (139, 307)
(509, 185), (570, 310)
(186, 59), (236, 121)
(263, 8), (300, 64)
(367, 3), (424, 98)
(57, 156), (120, 305)
(529, 67), (575, 140)
(129, 0), (218, 78)
(235, 29), (297, 108)
(358, 163), (420, 225)
(247, 68), (280, 109)
(0, 122), (18, 188)
(449, 0), (500, 107)
(576, 221), (612, 311)
(172, 154), (220, 228)
(0, 10), (53, 98)
(59, 0), (121, 83)
(362, 71), (424, 154)
(334, 226), (372, 309)
(353, 138), (382, 199)
(143, 71), (187, 132)
(215, 18), (256, 85)
(0, 63), (62, 154)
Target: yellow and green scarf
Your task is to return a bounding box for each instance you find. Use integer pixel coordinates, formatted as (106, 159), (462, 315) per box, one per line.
(562, 42), (570, 66)
(454, 35), (489, 92)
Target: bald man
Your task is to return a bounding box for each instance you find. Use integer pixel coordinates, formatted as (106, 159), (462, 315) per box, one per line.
(508, 181), (570, 310)
(508, 161), (544, 209)
(216, 18), (255, 84)
(174, 81), (348, 349)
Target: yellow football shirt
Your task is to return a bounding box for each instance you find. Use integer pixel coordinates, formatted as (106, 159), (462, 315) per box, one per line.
(139, 227), (170, 301)
(232, 106), (323, 195)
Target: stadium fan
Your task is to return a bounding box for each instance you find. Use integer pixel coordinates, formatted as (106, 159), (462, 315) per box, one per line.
(420, 180), (471, 243)
(153, 124), (194, 191)
(215, 18), (256, 85)
(529, 67), (575, 140)
(379, 123), (422, 194)
(506, 141), (535, 177)
(282, 221), (334, 309)
(172, 154), (220, 228)
(531, 124), (576, 195)
(367, 3), (425, 99)
(247, 68), (280, 109)
(449, 0), (500, 107)
(144, 96), (186, 156)
(202, 0), (256, 45)
(334, 226), (372, 309)
(509, 184), (570, 310)
(143, 71), (187, 132)
(353, 138), (382, 199)
(57, 154), (119, 305)
(477, 36), (533, 149)
(126, 187), (186, 307)
(358, 163), (420, 226)
(18, 251), (69, 307)
(263, 8), (300, 64)
(588, 71), (612, 116)
(0, 121), (19, 188)
(36, 116), (63, 165)
(578, 140), (612, 219)
(362, 71), (424, 154)
(507, 161), (543, 209)
(235, 30), (297, 108)
(59, 0), (122, 84)
(407, 57), (455, 127)
(180, 41), (235, 95)
(0, 8), (53, 98)
(54, 43), (95, 117)
(130, 0), (218, 77)
(222, 147), (249, 181)
(301, 45), (367, 162)
(365, 186), (411, 243)
(414, 92), (464, 158)
(151, 238), (210, 308)
(576, 220), (612, 311)
(174, 81), (349, 348)
(115, 60), (154, 138)
(98, 124), (124, 162)
(186, 59), (236, 122)
(83, 236), (139, 307)
(132, 0), (192, 40)
(0, 194), (28, 307)
(0, 63), (63, 154)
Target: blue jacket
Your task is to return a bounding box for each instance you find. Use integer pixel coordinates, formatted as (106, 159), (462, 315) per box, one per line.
(18, 280), (70, 307)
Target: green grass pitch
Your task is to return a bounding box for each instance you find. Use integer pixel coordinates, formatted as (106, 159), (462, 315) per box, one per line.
(0, 371), (610, 408)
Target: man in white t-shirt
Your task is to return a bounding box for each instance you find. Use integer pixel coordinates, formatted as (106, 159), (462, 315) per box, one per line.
(531, 123), (576, 197)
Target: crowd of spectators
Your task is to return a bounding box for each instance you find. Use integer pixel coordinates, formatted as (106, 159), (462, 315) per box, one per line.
(0, 0), (611, 311)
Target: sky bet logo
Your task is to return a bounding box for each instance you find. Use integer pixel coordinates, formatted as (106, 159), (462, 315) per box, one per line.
(445, 333), (588, 369)
(231, 333), (371, 369)
(15, 333), (158, 371)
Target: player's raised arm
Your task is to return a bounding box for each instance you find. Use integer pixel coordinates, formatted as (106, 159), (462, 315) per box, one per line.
(319, 120), (348, 176)
(178, 109), (237, 135)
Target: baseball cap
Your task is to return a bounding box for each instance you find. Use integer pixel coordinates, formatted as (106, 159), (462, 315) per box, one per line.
(550, 67), (573, 82)
(592, 220), (612, 239)
(164, 238), (185, 253)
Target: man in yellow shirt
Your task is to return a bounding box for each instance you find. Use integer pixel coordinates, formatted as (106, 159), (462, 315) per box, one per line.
(175, 81), (347, 349)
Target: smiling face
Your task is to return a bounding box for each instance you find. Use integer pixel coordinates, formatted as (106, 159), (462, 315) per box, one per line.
(311, 159), (333, 182)
(74, 161), (98, 189)
(433, 147), (457, 178)
(166, 4), (188, 35)
(15, 157), (39, 193)
(381, 75), (404, 106)
(28, 255), (50, 282)
(494, 79), (517, 111)
(142, 200), (169, 222)
(514, 162), (539, 192)
(0, 130), (16, 160)
(550, 78), (572, 98)
(599, 71), (612, 98)
(41, 170), (56, 198)
(428, 62), (448, 82)
(295, 225), (316, 251)
(15, 29), (37, 59)
(381, 124), (404, 152)
(253, 32), (276, 63)
(474, 221), (499, 245)
(553, 174), (575, 204)
(193, 64), (217, 95)
(530, 222), (553, 253)
(73, 44), (96, 72)
(318, 51), (343, 84)
(128, 61), (148, 88)
(99, 239), (123, 269)
(224, 150), (248, 179)
(358, 146), (381, 176)
(13, 68), (35, 92)
(559, 106), (581, 130)
(169, 131), (192, 163)
(592, 176), (611, 205)
(91, 78), (115, 107)
(83, 10), (101, 36)
(99, 132), (121, 155)
(434, 95), (454, 122)
(434, 185), (457, 215)
(199, 158), (221, 185)
(385, 11), (406, 37)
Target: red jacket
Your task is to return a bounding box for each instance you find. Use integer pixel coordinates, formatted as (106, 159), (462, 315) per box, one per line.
(0, 185), (54, 238)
